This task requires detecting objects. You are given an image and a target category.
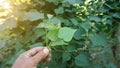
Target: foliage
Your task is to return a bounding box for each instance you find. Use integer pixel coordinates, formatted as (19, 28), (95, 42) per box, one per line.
(0, 0), (120, 68)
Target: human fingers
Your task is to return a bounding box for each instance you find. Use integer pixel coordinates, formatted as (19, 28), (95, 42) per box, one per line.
(22, 47), (44, 57)
(32, 47), (49, 64)
(44, 54), (51, 62)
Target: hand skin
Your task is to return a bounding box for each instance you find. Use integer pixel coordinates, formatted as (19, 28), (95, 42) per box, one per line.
(12, 47), (51, 68)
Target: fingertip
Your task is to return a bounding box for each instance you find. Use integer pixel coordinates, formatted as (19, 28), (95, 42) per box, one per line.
(43, 47), (49, 55)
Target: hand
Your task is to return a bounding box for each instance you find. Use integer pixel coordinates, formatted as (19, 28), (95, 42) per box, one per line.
(12, 47), (51, 68)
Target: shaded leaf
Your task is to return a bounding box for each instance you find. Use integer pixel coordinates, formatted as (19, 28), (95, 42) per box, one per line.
(112, 13), (120, 19)
(54, 7), (64, 14)
(80, 22), (91, 30)
(105, 19), (112, 25)
(70, 18), (78, 26)
(89, 33), (108, 46)
(75, 53), (89, 66)
(90, 16), (101, 22)
(62, 53), (71, 62)
(62, 2), (70, 7)
(74, 28), (86, 40)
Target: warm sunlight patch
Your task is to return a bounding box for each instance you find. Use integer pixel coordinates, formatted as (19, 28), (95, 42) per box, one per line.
(0, 0), (10, 10)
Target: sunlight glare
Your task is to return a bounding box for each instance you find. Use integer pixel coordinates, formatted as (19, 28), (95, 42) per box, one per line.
(0, 19), (5, 25)
(0, 0), (4, 4)
(3, 2), (10, 9)
(0, 0), (10, 10)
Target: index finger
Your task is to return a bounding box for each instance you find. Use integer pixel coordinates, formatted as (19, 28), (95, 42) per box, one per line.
(32, 47), (50, 64)
(22, 47), (44, 57)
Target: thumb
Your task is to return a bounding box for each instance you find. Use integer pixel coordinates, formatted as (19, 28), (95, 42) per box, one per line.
(32, 47), (49, 64)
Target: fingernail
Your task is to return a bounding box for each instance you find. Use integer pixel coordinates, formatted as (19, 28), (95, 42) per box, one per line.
(43, 47), (49, 55)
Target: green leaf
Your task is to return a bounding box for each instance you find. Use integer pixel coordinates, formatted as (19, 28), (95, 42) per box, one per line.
(76, 0), (84, 4)
(89, 33), (108, 46)
(0, 18), (17, 31)
(62, 19), (70, 26)
(118, 35), (120, 42)
(66, 45), (75, 51)
(50, 17), (61, 24)
(47, 29), (59, 41)
(0, 40), (6, 49)
(75, 53), (89, 67)
(0, 19), (6, 31)
(54, 7), (64, 14)
(62, 53), (71, 62)
(37, 22), (49, 29)
(65, 0), (76, 5)
(105, 19), (112, 25)
(95, 64), (102, 68)
(31, 29), (45, 42)
(37, 22), (59, 30)
(14, 42), (23, 51)
(107, 62), (117, 68)
(29, 43), (43, 49)
(74, 28), (86, 40)
(70, 18), (78, 26)
(89, 16), (101, 22)
(112, 13), (120, 19)
(46, 0), (60, 5)
(26, 9), (44, 21)
(98, 7), (109, 13)
(47, 14), (53, 19)
(34, 0), (45, 6)
(58, 27), (77, 42)
(62, 2), (70, 7)
(50, 39), (67, 46)
(65, 0), (84, 5)
(6, 18), (17, 29)
(46, 0), (56, 3)
(105, 3), (114, 9)
(13, 11), (28, 21)
(80, 22), (91, 30)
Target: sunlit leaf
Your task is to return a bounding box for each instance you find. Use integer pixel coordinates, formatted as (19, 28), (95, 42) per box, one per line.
(26, 9), (44, 21)
(47, 29), (59, 41)
(47, 14), (53, 19)
(50, 39), (67, 46)
(58, 27), (77, 42)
